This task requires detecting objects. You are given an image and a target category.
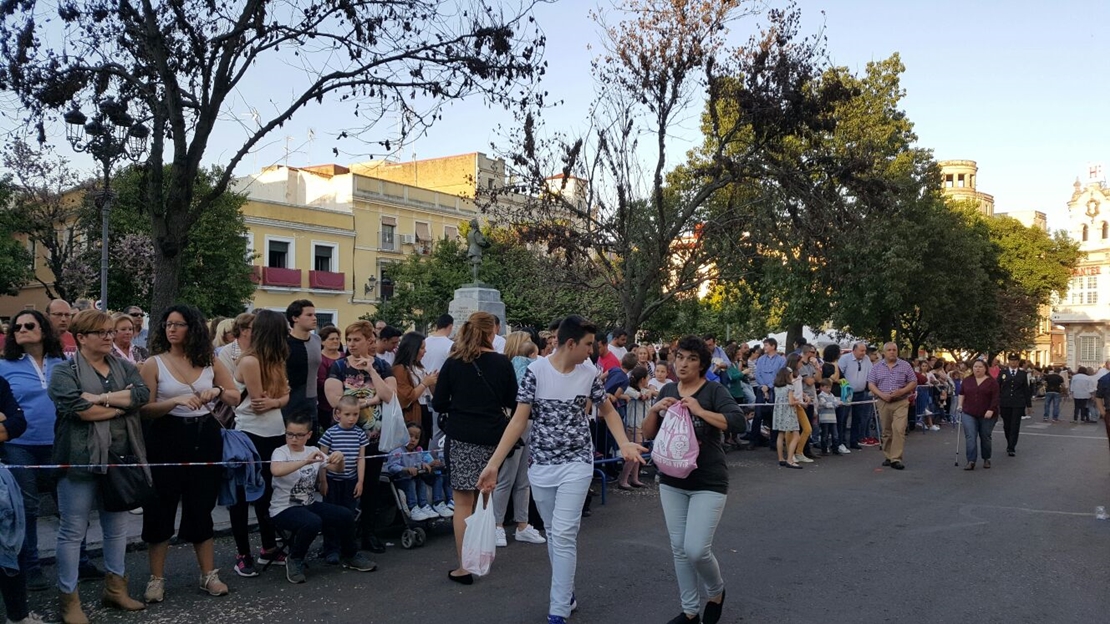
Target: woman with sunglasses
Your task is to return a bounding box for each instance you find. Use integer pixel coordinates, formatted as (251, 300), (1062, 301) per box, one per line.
(138, 305), (240, 602)
(110, 313), (148, 364)
(0, 310), (62, 619)
(48, 309), (150, 623)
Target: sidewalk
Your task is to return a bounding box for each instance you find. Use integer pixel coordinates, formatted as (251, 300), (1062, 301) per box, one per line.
(35, 503), (257, 561)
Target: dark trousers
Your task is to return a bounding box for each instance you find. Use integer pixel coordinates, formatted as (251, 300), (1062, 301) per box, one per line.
(142, 416), (223, 544)
(359, 442), (384, 536)
(820, 422), (839, 452)
(849, 391), (871, 446)
(1000, 406), (1024, 452)
(272, 501), (357, 561)
(748, 387), (772, 446)
(0, 569), (28, 622)
(835, 405), (849, 448)
(229, 432), (284, 556)
(325, 476), (358, 513)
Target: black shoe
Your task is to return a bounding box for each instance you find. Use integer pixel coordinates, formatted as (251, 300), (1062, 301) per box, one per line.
(891, 461), (905, 470)
(850, 444), (863, 450)
(666, 613), (700, 624)
(25, 567), (50, 592)
(1007, 450), (1015, 457)
(77, 560), (104, 581)
(882, 459), (891, 466)
(448, 570), (474, 585)
(702, 589), (726, 624)
(361, 533), (386, 554)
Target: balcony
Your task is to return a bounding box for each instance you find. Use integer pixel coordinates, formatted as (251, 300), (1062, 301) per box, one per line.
(309, 270), (345, 290)
(261, 267), (302, 288)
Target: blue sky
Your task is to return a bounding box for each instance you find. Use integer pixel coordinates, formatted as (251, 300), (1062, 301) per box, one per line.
(47, 0), (1110, 230)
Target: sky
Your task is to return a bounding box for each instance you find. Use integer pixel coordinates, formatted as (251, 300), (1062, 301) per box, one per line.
(24, 0), (1110, 231)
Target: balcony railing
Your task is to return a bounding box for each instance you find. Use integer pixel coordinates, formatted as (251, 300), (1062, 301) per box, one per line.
(261, 267), (302, 288)
(309, 270), (345, 290)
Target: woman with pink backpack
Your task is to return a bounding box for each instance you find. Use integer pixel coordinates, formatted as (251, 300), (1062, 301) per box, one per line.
(642, 335), (746, 624)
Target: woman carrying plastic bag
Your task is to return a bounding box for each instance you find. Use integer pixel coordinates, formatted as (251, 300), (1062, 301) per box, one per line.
(459, 492), (497, 576)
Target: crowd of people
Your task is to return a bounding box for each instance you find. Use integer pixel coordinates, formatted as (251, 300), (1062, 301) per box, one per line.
(0, 297), (1104, 624)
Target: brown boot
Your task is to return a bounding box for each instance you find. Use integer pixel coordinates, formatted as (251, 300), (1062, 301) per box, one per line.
(101, 573), (146, 611)
(59, 590), (89, 624)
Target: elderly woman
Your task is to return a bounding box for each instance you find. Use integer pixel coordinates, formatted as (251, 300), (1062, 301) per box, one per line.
(49, 309), (150, 623)
(0, 310), (65, 594)
(643, 336), (745, 624)
(139, 305), (240, 602)
(110, 312), (148, 364)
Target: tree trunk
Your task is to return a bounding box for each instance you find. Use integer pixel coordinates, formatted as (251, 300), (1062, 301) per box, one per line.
(150, 248), (184, 319)
(785, 322), (804, 351)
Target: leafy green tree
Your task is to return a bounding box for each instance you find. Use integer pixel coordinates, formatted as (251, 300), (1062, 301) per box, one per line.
(0, 179), (34, 296)
(81, 165), (255, 317)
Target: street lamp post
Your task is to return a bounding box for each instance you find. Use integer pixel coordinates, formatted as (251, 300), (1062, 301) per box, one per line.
(64, 98), (149, 312)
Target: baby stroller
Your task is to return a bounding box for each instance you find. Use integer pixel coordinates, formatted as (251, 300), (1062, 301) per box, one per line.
(376, 470), (452, 549)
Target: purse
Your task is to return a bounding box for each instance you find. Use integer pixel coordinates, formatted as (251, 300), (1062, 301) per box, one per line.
(99, 451), (156, 512)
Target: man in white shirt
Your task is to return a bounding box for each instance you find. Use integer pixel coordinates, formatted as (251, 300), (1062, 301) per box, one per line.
(1093, 360), (1110, 383)
(492, 316), (506, 354)
(422, 314), (454, 373)
(608, 328), (628, 360)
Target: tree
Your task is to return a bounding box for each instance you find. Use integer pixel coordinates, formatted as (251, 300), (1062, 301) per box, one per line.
(0, 180), (34, 295)
(84, 165), (256, 317)
(375, 225), (621, 331)
(0, 140), (90, 302)
(485, 1), (845, 335)
(0, 0), (547, 314)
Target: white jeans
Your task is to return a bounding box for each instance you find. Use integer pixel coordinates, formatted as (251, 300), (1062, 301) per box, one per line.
(530, 473), (591, 618)
(659, 484), (727, 615)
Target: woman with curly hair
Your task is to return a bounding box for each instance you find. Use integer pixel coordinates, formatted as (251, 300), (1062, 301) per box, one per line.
(139, 305), (240, 602)
(228, 310), (291, 576)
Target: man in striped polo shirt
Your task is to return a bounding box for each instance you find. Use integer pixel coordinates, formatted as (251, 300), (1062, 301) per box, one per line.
(867, 342), (917, 470)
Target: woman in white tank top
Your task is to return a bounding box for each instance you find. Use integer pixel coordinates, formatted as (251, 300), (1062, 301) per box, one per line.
(138, 305), (239, 602)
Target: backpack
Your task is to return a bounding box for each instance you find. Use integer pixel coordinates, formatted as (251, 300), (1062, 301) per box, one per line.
(651, 401), (700, 479)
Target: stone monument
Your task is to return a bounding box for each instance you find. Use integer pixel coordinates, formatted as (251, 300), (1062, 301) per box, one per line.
(448, 218), (506, 334)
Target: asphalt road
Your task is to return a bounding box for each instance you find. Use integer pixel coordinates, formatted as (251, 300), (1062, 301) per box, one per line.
(22, 415), (1110, 624)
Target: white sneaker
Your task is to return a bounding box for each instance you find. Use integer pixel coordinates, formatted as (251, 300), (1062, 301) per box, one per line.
(929, 425), (941, 431)
(794, 454), (814, 464)
(433, 501), (454, 518)
(495, 526), (508, 547)
(408, 506), (430, 521)
(7, 612), (46, 624)
(419, 504), (437, 520)
(515, 525), (546, 544)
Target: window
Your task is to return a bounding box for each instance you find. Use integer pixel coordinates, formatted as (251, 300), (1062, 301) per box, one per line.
(313, 243), (336, 272)
(1082, 224), (1089, 242)
(316, 311), (335, 329)
(267, 240), (290, 268)
(379, 265), (394, 302)
(957, 174), (965, 188)
(1068, 275), (1098, 305)
(444, 225), (459, 240)
(381, 224), (395, 250)
(1079, 336), (1101, 363)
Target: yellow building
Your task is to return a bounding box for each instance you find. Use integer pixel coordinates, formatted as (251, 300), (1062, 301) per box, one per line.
(234, 161), (481, 326)
(939, 159), (995, 216)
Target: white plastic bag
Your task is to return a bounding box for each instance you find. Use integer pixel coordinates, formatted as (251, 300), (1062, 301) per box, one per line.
(378, 397), (409, 452)
(460, 493), (497, 576)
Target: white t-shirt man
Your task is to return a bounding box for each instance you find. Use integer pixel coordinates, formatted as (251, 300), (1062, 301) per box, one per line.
(518, 357), (606, 487)
(608, 345), (627, 361)
(493, 333), (506, 354)
(422, 335), (453, 373)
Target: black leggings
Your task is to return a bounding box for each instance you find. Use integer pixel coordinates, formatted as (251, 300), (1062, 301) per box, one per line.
(0, 570), (28, 621)
(229, 432), (284, 556)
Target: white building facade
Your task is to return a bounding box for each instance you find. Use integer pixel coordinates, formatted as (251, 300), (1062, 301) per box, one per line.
(1050, 165), (1110, 370)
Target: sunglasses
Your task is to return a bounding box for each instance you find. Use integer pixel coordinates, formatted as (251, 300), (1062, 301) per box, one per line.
(129, 313), (144, 318)
(12, 322), (37, 332)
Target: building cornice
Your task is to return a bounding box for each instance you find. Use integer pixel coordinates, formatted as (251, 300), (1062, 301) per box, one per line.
(243, 216), (356, 238)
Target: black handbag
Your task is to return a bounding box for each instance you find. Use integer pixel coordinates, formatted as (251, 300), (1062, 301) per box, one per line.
(99, 451), (156, 512)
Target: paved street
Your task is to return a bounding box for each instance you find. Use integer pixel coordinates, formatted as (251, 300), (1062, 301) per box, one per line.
(21, 413), (1109, 624)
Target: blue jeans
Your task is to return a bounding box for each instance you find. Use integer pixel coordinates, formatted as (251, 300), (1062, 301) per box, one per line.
(659, 484), (727, 616)
(961, 413), (997, 463)
(531, 472), (592, 619)
(2, 444), (52, 574)
(56, 476), (127, 593)
(396, 473), (444, 509)
(848, 391), (871, 445)
(1043, 392), (1061, 420)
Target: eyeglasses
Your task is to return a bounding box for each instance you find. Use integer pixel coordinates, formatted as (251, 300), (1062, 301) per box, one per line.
(12, 322), (37, 332)
(284, 432), (310, 439)
(163, 321), (188, 330)
(83, 330), (116, 339)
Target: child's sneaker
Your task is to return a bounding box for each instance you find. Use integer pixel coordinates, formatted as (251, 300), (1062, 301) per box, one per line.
(340, 552), (378, 572)
(324, 552), (340, 566)
(418, 504), (437, 520)
(547, 617), (567, 624)
(447, 500), (455, 512)
(258, 547), (286, 566)
(515, 525), (546, 544)
(409, 506), (430, 521)
(285, 558), (306, 584)
(433, 501), (454, 518)
(495, 526), (508, 547)
(234, 554), (258, 578)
